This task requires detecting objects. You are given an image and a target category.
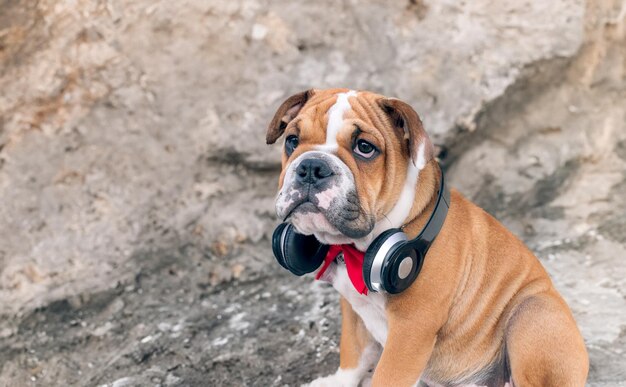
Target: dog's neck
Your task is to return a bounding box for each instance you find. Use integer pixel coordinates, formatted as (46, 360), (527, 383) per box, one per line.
(401, 159), (442, 240)
(349, 159), (441, 252)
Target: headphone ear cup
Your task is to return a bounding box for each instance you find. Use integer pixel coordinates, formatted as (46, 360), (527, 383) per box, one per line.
(362, 228), (403, 292)
(272, 223), (290, 270)
(381, 245), (422, 294)
(282, 226), (329, 276)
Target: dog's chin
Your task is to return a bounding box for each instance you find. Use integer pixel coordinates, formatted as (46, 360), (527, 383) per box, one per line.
(289, 204), (368, 246)
(289, 203), (351, 244)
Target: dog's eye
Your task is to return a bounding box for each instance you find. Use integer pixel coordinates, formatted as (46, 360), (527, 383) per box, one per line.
(285, 135), (299, 156)
(354, 139), (377, 159)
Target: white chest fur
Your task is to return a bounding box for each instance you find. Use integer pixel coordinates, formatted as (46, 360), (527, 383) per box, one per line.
(329, 262), (388, 346)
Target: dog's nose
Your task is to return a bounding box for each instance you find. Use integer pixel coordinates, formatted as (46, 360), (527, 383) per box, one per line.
(296, 159), (334, 185)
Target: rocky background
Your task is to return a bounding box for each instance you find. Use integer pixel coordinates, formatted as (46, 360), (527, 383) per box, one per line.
(0, 0), (625, 386)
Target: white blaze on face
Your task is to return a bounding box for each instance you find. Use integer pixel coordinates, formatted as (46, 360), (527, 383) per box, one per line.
(317, 90), (357, 152)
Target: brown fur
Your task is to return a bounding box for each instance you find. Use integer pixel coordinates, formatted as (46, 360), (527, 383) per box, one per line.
(375, 181), (588, 386)
(267, 89), (588, 386)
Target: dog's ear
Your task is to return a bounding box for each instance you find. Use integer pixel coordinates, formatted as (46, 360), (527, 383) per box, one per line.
(378, 98), (434, 165)
(266, 89), (315, 144)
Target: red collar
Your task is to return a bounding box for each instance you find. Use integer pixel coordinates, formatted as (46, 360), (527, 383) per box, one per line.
(315, 244), (368, 295)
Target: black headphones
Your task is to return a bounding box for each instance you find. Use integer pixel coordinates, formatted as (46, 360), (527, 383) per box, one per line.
(272, 168), (450, 294)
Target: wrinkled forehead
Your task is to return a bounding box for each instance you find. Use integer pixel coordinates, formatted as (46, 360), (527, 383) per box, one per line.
(296, 89), (387, 145)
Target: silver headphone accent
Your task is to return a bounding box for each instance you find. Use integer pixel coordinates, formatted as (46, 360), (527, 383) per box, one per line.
(279, 225), (288, 258)
(368, 232), (408, 292)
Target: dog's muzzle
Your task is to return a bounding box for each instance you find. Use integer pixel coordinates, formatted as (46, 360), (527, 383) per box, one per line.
(276, 151), (374, 242)
(294, 158), (335, 188)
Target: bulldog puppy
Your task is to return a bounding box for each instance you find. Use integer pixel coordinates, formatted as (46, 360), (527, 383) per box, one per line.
(266, 89), (588, 387)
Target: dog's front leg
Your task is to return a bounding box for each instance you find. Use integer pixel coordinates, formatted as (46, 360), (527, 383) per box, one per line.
(305, 297), (380, 387)
(370, 313), (438, 387)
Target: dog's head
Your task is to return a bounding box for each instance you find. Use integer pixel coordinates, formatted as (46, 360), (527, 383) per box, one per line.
(267, 89), (435, 249)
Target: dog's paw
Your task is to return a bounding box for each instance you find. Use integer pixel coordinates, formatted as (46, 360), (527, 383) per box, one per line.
(302, 368), (361, 387)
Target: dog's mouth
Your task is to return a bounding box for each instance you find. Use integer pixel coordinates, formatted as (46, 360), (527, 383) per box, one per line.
(282, 199), (320, 221)
(281, 193), (375, 243)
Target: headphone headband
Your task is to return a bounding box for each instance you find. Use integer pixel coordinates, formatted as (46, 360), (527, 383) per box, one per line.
(413, 169), (450, 246)
(365, 166), (450, 293)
